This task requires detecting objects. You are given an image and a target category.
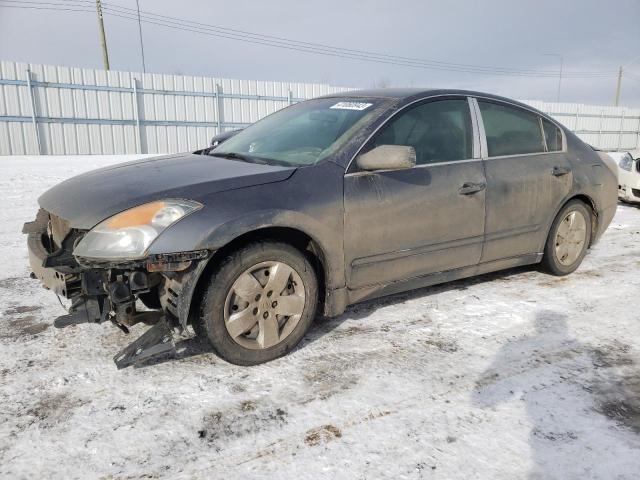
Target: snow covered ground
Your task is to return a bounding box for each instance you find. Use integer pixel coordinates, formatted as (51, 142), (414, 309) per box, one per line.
(1, 155), (639, 479)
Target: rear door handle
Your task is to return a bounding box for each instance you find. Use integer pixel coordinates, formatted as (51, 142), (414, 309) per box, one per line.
(551, 166), (571, 177)
(458, 182), (486, 195)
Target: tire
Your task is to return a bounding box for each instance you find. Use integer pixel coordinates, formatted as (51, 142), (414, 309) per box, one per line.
(196, 241), (318, 365)
(540, 200), (592, 276)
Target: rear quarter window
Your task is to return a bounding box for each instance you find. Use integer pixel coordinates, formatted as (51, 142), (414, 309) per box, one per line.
(542, 118), (563, 152)
(478, 101), (545, 157)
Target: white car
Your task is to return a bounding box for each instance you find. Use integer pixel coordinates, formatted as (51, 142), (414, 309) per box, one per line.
(609, 150), (640, 204)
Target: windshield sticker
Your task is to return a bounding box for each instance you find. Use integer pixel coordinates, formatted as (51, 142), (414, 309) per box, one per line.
(330, 102), (373, 111)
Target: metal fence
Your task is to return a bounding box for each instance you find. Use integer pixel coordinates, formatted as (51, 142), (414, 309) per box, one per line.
(1, 60), (639, 155)
(0, 61), (352, 155)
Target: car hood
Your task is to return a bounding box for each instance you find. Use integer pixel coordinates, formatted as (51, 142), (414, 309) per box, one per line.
(38, 153), (296, 229)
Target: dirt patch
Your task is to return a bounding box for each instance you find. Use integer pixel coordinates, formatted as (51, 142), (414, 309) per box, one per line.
(329, 325), (375, 340)
(304, 424), (342, 446)
(423, 336), (458, 353)
(198, 404), (287, 449)
(576, 269), (603, 278)
(24, 393), (83, 429)
(240, 400), (257, 412)
(589, 341), (640, 434)
(301, 358), (359, 403)
(591, 341), (634, 369)
(0, 315), (49, 339)
(0, 276), (23, 290)
(4, 305), (42, 315)
(598, 391), (640, 434)
(532, 428), (578, 442)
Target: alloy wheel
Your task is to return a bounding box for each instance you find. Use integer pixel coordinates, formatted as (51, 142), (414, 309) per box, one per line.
(223, 261), (306, 350)
(554, 211), (587, 266)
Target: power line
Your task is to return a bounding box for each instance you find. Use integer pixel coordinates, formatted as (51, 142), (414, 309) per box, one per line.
(1, 0), (618, 77)
(0, 0), (620, 79)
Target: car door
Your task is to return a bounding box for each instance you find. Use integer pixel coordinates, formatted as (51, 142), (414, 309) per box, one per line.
(343, 97), (486, 290)
(473, 98), (572, 262)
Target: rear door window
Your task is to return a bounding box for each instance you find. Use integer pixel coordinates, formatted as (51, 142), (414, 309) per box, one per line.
(541, 118), (563, 152)
(369, 98), (473, 165)
(478, 101), (545, 157)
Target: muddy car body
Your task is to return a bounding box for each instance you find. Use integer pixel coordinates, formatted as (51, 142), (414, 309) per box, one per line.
(25, 89), (618, 367)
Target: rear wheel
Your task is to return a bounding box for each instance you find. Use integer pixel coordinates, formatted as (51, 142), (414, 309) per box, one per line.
(196, 241), (318, 365)
(540, 200), (592, 276)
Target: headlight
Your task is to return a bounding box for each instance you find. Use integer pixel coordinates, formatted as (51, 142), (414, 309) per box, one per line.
(619, 155), (634, 172)
(73, 199), (202, 260)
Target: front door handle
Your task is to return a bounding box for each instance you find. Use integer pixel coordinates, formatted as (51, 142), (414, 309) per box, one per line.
(552, 166), (571, 177)
(458, 182), (486, 195)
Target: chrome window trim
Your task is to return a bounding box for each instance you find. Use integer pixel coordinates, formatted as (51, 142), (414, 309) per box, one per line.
(345, 94), (478, 174)
(344, 157), (483, 177)
(472, 95), (567, 159)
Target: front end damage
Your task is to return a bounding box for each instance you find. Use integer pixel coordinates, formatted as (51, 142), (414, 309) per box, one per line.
(23, 208), (210, 368)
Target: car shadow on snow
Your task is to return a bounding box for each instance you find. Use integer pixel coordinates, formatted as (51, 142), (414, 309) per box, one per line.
(302, 264), (537, 346)
(472, 309), (640, 479)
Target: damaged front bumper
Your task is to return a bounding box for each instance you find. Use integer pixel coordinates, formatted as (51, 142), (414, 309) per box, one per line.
(23, 209), (210, 368)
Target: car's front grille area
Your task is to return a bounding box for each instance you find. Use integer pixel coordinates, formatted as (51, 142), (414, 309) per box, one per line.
(632, 188), (640, 198)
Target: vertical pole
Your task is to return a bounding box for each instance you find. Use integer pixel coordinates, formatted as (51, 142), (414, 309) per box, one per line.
(557, 56), (563, 103)
(617, 110), (625, 151)
(614, 66), (622, 107)
(135, 0), (146, 73)
(215, 83), (222, 134)
(96, 0), (110, 70)
(287, 89), (293, 105)
(26, 69), (42, 155)
(598, 110), (603, 148)
(132, 78), (143, 153)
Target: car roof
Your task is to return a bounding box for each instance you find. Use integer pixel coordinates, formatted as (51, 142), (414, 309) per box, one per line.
(320, 87), (518, 102)
(327, 87), (552, 111)
(318, 88), (554, 122)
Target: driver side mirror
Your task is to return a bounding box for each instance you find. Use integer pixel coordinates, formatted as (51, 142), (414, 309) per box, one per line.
(356, 145), (416, 171)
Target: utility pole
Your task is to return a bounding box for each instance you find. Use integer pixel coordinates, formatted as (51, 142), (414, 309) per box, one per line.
(557, 56), (563, 103)
(95, 0), (110, 70)
(135, 0), (146, 73)
(544, 53), (563, 103)
(615, 66), (623, 107)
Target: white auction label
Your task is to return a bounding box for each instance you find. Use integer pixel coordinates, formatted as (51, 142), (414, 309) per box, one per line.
(330, 102), (373, 111)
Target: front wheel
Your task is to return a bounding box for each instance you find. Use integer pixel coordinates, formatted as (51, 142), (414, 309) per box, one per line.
(197, 241), (318, 365)
(540, 200), (592, 276)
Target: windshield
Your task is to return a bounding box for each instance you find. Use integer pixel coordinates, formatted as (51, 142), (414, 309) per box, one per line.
(212, 97), (386, 166)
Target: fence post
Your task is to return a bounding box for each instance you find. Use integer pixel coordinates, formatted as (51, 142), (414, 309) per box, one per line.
(26, 69), (42, 155)
(597, 110), (604, 148)
(132, 78), (144, 153)
(215, 83), (223, 134)
(617, 110), (624, 151)
(287, 89), (293, 105)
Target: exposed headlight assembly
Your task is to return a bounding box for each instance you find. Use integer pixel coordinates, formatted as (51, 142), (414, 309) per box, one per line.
(73, 199), (202, 260)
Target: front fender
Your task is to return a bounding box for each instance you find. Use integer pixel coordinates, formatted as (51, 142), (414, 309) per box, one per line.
(148, 163), (346, 291)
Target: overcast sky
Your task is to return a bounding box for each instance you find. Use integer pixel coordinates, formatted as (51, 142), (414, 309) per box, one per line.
(1, 0), (639, 106)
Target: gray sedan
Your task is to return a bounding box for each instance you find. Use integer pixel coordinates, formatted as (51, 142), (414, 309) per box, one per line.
(24, 89), (618, 367)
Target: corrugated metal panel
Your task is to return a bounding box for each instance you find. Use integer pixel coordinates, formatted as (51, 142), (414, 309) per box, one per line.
(1, 60), (638, 155)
